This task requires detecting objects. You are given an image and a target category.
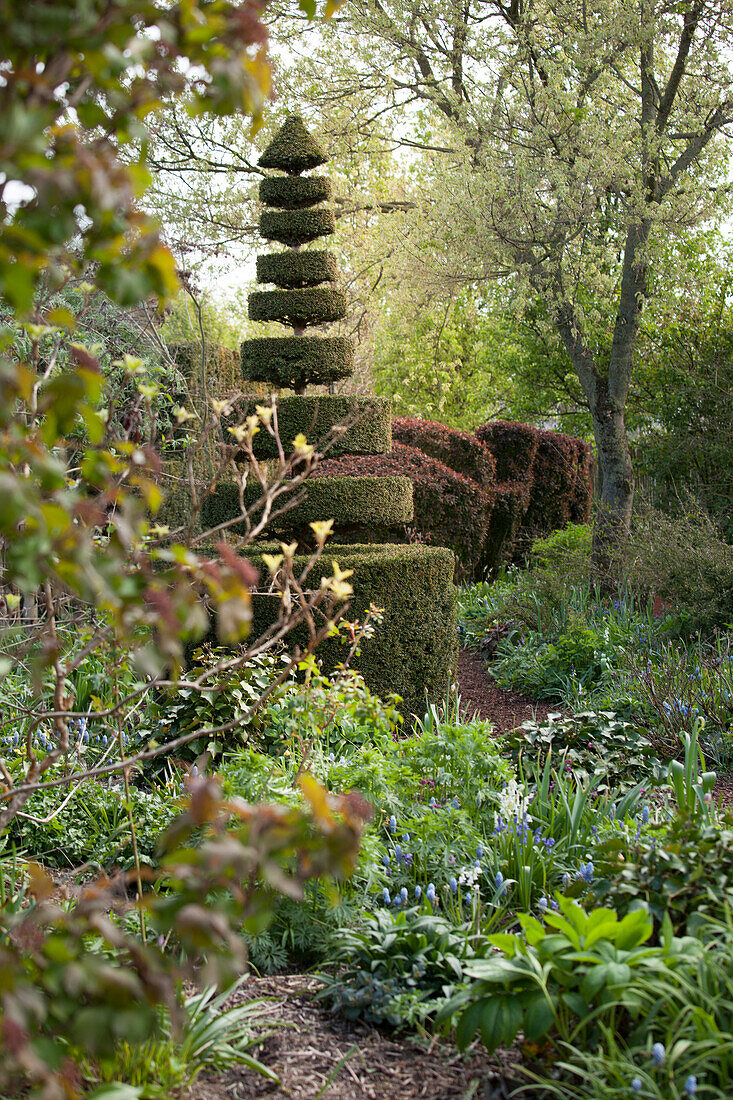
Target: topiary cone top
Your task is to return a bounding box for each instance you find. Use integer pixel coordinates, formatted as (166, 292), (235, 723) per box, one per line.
(258, 115), (328, 175)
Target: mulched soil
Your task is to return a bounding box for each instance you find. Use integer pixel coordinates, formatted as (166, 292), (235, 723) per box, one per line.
(188, 975), (521, 1100)
(456, 649), (557, 733)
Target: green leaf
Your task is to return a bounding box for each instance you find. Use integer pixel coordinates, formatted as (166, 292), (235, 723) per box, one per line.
(520, 992), (556, 1041)
(478, 997), (504, 1053)
(456, 999), (483, 1051)
(86, 1085), (144, 1100)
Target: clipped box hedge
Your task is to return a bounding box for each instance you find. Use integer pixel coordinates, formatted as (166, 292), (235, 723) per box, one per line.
(256, 251), (337, 289)
(315, 443), (494, 580)
(259, 175), (332, 209)
(475, 420), (540, 482)
(200, 474), (414, 538)
(238, 395), (392, 459)
(258, 115), (328, 175)
(260, 208), (335, 246)
(249, 287), (347, 327)
(244, 542), (457, 721)
(240, 336), (354, 390)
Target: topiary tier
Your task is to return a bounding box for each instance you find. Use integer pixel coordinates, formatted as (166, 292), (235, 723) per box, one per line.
(208, 115), (457, 713)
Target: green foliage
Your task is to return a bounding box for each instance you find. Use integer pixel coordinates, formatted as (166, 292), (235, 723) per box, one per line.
(259, 175), (333, 210)
(258, 114), (328, 174)
(242, 543), (457, 721)
(506, 711), (662, 795)
(201, 474), (414, 537)
(242, 395), (392, 459)
(260, 207), (336, 246)
(444, 899), (699, 1054)
(256, 250), (337, 287)
(319, 907), (493, 1026)
(240, 334), (354, 389)
(248, 286), (347, 326)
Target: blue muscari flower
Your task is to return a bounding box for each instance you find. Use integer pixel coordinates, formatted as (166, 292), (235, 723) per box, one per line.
(402, 833), (411, 844)
(684, 1076), (697, 1096)
(475, 859), (482, 869)
(579, 861), (594, 883)
(389, 814), (397, 832)
(494, 814), (505, 834)
(642, 805), (650, 825)
(476, 844), (484, 860)
(652, 1042), (665, 1066)
(102, 734), (108, 747)
(631, 1078), (642, 1093)
(400, 886), (408, 903)
(538, 896), (548, 911)
(550, 898), (559, 910)
(426, 883), (436, 903)
(414, 885), (422, 900)
(449, 876), (458, 894)
(452, 796), (460, 808)
(395, 844), (402, 860)
(464, 892), (472, 904)
(382, 853), (390, 867)
(545, 837), (556, 850)
(495, 872), (504, 890)
(328, 752), (335, 762)
(382, 888), (391, 905)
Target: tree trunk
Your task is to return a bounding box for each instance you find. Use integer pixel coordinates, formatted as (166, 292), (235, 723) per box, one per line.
(589, 373), (635, 581)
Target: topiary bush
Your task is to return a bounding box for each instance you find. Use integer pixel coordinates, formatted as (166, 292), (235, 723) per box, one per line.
(522, 429), (593, 541)
(256, 251), (337, 288)
(240, 336), (353, 390)
(259, 207), (335, 246)
(237, 395), (392, 459)
(259, 175), (332, 208)
(392, 416), (496, 489)
(475, 420), (539, 482)
(314, 442), (493, 579)
(201, 475), (414, 539)
(248, 286), (347, 326)
(241, 542), (457, 720)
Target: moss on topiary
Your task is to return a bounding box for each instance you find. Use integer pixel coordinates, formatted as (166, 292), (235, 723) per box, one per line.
(259, 175), (332, 209)
(219, 542), (457, 720)
(240, 336), (354, 390)
(258, 115), (328, 175)
(256, 251), (337, 289)
(236, 395), (392, 458)
(200, 475), (413, 537)
(260, 208), (335, 246)
(249, 287), (347, 327)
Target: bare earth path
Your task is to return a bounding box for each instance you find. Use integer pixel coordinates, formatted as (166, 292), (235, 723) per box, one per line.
(188, 975), (518, 1100)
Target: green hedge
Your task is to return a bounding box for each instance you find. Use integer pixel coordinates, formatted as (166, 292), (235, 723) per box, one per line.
(258, 115), (328, 175)
(245, 543), (457, 720)
(260, 208), (335, 246)
(256, 251), (336, 289)
(249, 287), (347, 327)
(238, 395), (392, 458)
(259, 175), (332, 209)
(240, 336), (353, 390)
(200, 475), (414, 537)
(166, 340), (239, 404)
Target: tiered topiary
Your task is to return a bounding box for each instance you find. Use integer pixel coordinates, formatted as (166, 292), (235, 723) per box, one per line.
(203, 116), (456, 718)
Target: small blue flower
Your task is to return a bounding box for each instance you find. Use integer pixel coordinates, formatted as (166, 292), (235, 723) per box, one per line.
(389, 814), (397, 833)
(449, 876), (458, 894)
(400, 887), (408, 903)
(402, 833), (411, 844)
(452, 796), (460, 808)
(652, 1042), (665, 1067)
(631, 1078), (642, 1093)
(538, 896), (548, 911)
(642, 805), (650, 825)
(464, 892), (472, 904)
(382, 888), (391, 905)
(684, 1076), (697, 1096)
(495, 872), (504, 890)
(382, 853), (390, 867)
(414, 885), (422, 900)
(476, 844), (484, 860)
(395, 844), (402, 860)
(550, 898), (559, 910)
(426, 883), (436, 903)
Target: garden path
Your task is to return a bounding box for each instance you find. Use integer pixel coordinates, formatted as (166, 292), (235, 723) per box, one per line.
(455, 650), (556, 733)
(188, 974), (517, 1100)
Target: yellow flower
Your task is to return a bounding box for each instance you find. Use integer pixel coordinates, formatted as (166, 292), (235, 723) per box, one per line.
(321, 560), (354, 601)
(279, 541), (299, 559)
(174, 406), (197, 424)
(210, 397), (234, 417)
(309, 518), (334, 545)
(262, 553), (284, 574)
(255, 403), (275, 425)
(292, 432), (314, 458)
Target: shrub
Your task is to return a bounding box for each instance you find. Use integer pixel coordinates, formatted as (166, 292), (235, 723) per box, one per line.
(523, 430), (593, 538)
(248, 286), (347, 326)
(392, 416), (497, 488)
(258, 113), (328, 174)
(259, 174), (332, 208)
(240, 335), (354, 389)
(256, 250), (337, 288)
(242, 542), (457, 720)
(481, 480), (531, 575)
(200, 474), (414, 539)
(259, 207), (335, 246)
(315, 442), (493, 578)
(239, 394), (392, 458)
(476, 420), (539, 481)
(625, 501), (733, 632)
